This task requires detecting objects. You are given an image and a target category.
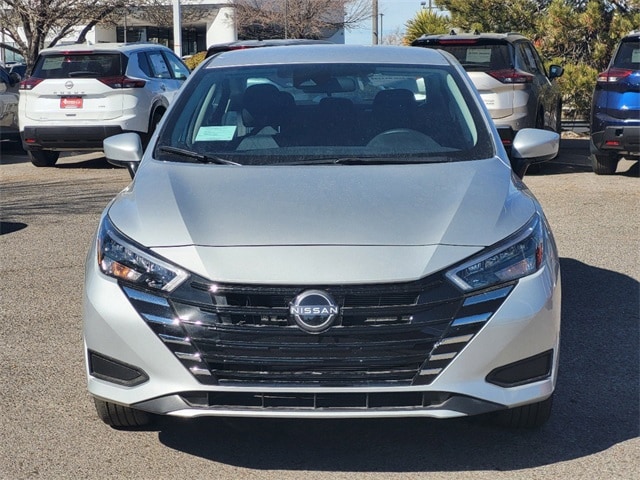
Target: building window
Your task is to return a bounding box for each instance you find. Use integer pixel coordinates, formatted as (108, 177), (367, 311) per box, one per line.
(116, 26), (206, 56)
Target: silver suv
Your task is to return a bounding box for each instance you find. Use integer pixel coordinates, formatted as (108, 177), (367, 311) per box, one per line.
(0, 63), (21, 145)
(18, 43), (190, 167)
(412, 33), (564, 149)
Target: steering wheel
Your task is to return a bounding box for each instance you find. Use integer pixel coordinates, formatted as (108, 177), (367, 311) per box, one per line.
(367, 129), (434, 149)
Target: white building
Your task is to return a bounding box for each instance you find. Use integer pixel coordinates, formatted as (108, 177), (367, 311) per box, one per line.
(1, 0), (345, 63)
(82, 1), (238, 56)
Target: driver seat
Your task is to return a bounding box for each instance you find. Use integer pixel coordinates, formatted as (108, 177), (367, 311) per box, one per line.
(372, 89), (417, 133)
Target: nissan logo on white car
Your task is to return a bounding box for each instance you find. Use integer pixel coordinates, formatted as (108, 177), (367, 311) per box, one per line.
(290, 290), (339, 333)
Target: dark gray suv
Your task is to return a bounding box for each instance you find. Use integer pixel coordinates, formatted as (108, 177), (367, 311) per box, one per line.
(0, 64), (21, 145)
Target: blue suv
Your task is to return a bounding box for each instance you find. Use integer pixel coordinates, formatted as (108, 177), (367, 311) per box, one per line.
(590, 31), (640, 175)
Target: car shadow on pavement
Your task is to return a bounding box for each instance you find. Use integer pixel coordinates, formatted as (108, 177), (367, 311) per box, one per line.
(55, 155), (115, 170)
(0, 221), (27, 235)
(528, 137), (639, 177)
(154, 258), (639, 472)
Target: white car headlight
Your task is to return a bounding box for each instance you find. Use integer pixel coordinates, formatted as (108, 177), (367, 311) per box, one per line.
(446, 215), (550, 292)
(97, 216), (189, 292)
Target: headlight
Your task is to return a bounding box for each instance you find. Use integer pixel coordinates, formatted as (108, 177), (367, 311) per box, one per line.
(97, 215), (189, 292)
(446, 215), (549, 292)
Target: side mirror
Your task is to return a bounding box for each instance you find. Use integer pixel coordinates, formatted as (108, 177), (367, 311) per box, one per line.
(548, 64), (564, 80)
(510, 128), (560, 178)
(103, 133), (143, 179)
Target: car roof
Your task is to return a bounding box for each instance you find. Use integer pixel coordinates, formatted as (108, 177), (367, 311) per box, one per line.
(204, 44), (451, 68)
(37, 43), (171, 55)
(622, 30), (640, 40)
(412, 32), (529, 45)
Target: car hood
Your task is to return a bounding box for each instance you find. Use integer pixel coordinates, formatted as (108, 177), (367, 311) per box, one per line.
(107, 157), (536, 283)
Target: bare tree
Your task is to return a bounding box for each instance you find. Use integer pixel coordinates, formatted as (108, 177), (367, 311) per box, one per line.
(233, 0), (371, 40)
(0, 0), (131, 69)
(0, 0), (208, 69)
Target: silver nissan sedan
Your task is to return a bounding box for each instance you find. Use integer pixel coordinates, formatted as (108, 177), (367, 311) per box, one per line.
(84, 45), (561, 429)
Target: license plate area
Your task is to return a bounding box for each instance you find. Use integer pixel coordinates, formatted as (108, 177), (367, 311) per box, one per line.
(60, 96), (83, 109)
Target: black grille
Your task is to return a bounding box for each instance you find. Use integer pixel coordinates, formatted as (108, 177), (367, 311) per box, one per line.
(122, 275), (513, 388)
(181, 391), (454, 410)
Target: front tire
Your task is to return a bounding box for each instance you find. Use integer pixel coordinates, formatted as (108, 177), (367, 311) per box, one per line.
(28, 150), (59, 167)
(490, 395), (553, 428)
(93, 398), (152, 428)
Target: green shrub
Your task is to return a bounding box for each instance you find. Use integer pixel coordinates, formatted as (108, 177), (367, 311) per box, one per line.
(184, 51), (207, 71)
(557, 62), (598, 120)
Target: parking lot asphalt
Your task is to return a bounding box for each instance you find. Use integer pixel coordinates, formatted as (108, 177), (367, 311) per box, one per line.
(0, 140), (638, 479)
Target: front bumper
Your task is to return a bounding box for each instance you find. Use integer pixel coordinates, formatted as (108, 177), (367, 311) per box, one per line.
(83, 245), (561, 419)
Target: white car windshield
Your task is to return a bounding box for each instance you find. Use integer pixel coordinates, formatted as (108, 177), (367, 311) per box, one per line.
(156, 62), (494, 165)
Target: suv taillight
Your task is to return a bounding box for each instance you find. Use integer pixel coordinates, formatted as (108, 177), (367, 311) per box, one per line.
(98, 76), (146, 89)
(487, 68), (533, 83)
(488, 69), (534, 84)
(597, 68), (633, 83)
(19, 77), (43, 90)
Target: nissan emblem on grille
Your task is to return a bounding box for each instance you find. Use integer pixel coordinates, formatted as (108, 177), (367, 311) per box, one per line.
(290, 290), (339, 333)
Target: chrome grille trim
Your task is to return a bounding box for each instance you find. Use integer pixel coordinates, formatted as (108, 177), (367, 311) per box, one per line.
(142, 313), (177, 325)
(451, 312), (492, 327)
(428, 352), (457, 361)
(123, 287), (170, 306)
(439, 334), (474, 345)
(190, 367), (212, 376)
(175, 352), (202, 361)
(121, 276), (514, 387)
(158, 334), (192, 346)
(462, 285), (512, 306)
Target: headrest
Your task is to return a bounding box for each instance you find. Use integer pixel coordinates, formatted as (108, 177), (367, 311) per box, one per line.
(372, 89), (416, 114)
(242, 83), (284, 127)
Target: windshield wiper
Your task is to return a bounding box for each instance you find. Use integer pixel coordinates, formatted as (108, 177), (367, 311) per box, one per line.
(279, 157), (435, 166)
(157, 146), (241, 165)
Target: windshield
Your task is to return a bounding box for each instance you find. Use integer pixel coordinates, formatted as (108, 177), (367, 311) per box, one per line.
(155, 62), (494, 165)
(430, 42), (512, 72)
(613, 39), (640, 70)
(32, 53), (125, 79)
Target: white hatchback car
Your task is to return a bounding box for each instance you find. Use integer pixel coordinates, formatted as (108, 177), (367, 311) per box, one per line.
(19, 43), (190, 167)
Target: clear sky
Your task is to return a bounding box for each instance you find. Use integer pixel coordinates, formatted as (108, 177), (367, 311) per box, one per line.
(345, 0), (429, 45)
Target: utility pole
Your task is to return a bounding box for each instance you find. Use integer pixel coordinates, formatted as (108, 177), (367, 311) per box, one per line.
(285, 0), (289, 39)
(173, 0), (182, 57)
(372, 0), (378, 45)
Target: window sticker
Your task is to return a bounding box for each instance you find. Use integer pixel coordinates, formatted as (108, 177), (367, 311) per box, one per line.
(149, 53), (171, 78)
(466, 48), (492, 63)
(632, 49), (640, 63)
(195, 126), (236, 142)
